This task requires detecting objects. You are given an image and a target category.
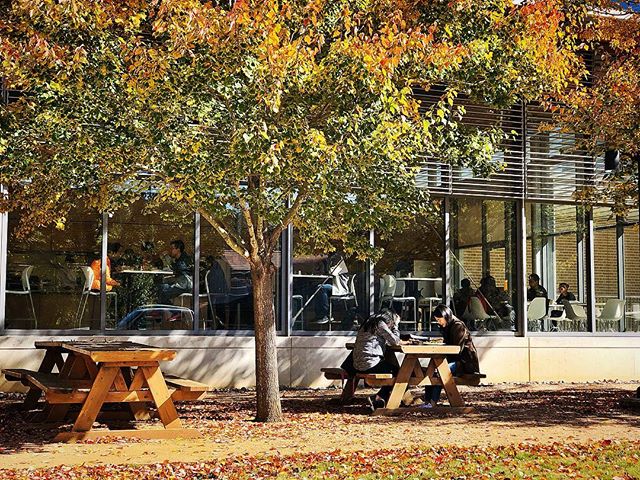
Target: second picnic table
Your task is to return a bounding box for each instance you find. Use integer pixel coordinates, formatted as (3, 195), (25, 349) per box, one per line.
(3, 340), (209, 441)
(326, 342), (483, 415)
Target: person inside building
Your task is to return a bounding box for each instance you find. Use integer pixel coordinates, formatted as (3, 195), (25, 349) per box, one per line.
(556, 282), (576, 304)
(314, 252), (350, 325)
(158, 239), (193, 304)
(340, 309), (402, 411)
(477, 274), (515, 329)
(527, 273), (548, 302)
(89, 242), (122, 292)
(423, 304), (480, 408)
(452, 278), (475, 317)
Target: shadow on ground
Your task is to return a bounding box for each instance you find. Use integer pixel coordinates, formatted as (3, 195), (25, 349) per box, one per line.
(0, 383), (638, 454)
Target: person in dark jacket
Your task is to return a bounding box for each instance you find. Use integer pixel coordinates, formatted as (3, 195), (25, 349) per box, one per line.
(423, 304), (480, 408)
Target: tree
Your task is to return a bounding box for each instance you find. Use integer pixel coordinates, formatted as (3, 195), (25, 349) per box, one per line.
(1, 0), (584, 421)
(550, 0), (640, 215)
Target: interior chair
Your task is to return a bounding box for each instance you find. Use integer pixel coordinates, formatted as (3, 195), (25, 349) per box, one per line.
(596, 298), (626, 332)
(526, 297), (547, 332)
(177, 290), (208, 319)
(378, 274), (396, 311)
(76, 266), (118, 328)
(464, 297), (499, 331)
(328, 273), (358, 331)
(292, 294), (305, 330)
(205, 267), (242, 329)
(388, 277), (417, 330)
(418, 278), (443, 331)
(562, 300), (588, 332)
(6, 265), (37, 328)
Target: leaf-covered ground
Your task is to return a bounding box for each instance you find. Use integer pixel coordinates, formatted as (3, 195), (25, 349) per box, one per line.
(0, 382), (638, 478)
(1, 440), (639, 479)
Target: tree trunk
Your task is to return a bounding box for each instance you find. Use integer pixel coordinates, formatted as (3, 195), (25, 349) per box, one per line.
(251, 260), (283, 422)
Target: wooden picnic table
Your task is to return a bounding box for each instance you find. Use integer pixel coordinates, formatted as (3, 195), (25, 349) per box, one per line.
(2, 340), (208, 442)
(328, 342), (480, 415)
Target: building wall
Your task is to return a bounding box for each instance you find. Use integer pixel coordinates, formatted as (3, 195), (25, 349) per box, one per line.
(1, 334), (638, 392)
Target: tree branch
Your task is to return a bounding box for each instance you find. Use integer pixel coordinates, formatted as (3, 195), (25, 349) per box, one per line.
(198, 208), (250, 259)
(268, 186), (307, 249)
(235, 180), (261, 262)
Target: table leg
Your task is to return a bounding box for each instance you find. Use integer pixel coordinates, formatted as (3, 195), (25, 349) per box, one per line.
(141, 366), (182, 429)
(43, 353), (90, 423)
(434, 356), (464, 407)
(123, 368), (152, 420)
(72, 366), (119, 432)
(385, 355), (417, 410)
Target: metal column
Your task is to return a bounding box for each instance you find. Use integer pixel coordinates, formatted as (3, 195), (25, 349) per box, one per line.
(584, 207), (596, 331)
(443, 198), (452, 305)
(282, 224), (293, 334)
(0, 186), (7, 332)
(515, 200), (527, 336)
(193, 212), (201, 331)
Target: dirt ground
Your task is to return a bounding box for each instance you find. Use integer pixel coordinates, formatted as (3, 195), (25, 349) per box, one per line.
(0, 381), (638, 471)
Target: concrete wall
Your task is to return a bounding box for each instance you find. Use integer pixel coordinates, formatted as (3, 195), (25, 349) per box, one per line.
(1, 334), (639, 392)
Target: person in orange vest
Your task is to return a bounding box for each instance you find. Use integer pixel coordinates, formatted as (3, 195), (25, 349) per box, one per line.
(90, 243), (122, 292)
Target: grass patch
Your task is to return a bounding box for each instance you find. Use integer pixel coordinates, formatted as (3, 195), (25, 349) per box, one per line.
(1, 440), (638, 479)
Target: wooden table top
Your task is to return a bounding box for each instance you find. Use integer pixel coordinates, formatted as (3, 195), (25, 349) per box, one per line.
(345, 342), (460, 355)
(35, 340), (177, 363)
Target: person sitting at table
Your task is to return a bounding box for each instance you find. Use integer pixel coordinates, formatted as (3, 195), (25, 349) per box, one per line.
(89, 243), (122, 292)
(477, 274), (515, 329)
(158, 239), (193, 305)
(555, 282), (576, 304)
(452, 278), (475, 318)
(549, 282), (577, 320)
(422, 304), (479, 408)
(314, 252), (350, 325)
(340, 309), (402, 411)
(527, 273), (548, 303)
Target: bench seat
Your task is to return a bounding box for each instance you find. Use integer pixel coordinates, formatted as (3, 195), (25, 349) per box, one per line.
(322, 367), (486, 387)
(321, 368), (395, 386)
(3, 368), (210, 402)
(3, 369), (92, 393)
(164, 375), (211, 401)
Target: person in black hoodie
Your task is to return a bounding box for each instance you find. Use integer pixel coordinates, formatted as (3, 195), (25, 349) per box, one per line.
(422, 304), (480, 408)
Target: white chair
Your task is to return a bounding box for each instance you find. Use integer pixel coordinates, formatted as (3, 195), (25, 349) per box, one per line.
(328, 273), (358, 331)
(380, 275), (417, 330)
(464, 297), (499, 331)
(418, 278), (442, 330)
(6, 265), (37, 328)
(527, 297), (547, 332)
(76, 266), (118, 328)
(378, 275), (396, 311)
(563, 301), (588, 332)
(596, 299), (626, 332)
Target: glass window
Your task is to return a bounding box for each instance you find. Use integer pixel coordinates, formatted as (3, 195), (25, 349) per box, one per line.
(623, 210), (639, 332)
(451, 198), (517, 332)
(200, 214), (281, 331)
(593, 207), (622, 332)
(107, 199), (195, 331)
(292, 233), (367, 332)
(526, 203), (586, 332)
(374, 202), (444, 332)
(5, 208), (102, 330)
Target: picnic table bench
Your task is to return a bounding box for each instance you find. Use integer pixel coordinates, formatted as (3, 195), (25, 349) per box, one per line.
(322, 342), (486, 414)
(2, 340), (211, 442)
